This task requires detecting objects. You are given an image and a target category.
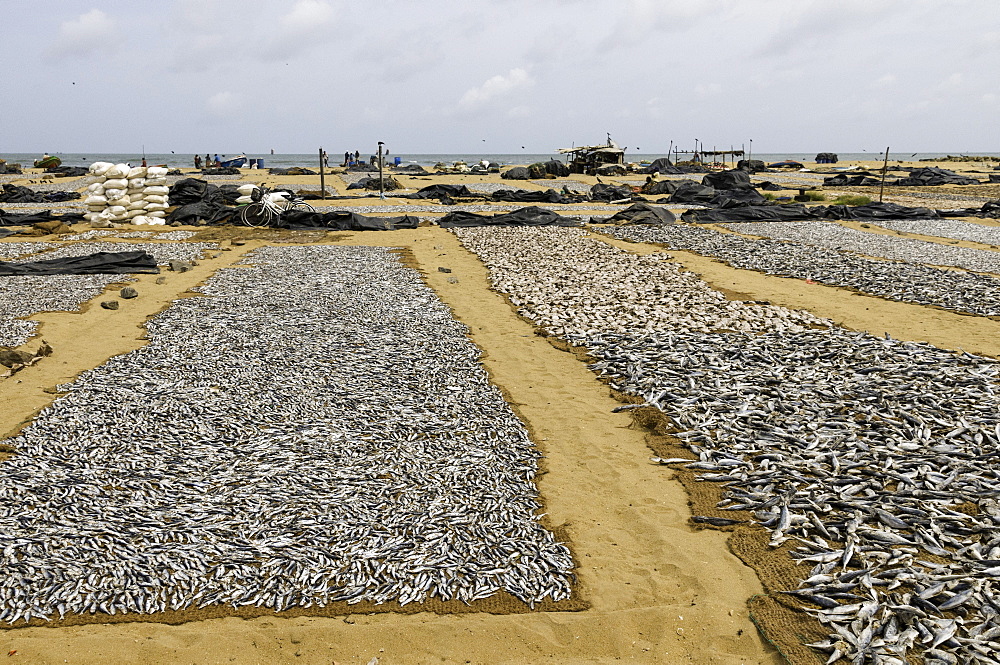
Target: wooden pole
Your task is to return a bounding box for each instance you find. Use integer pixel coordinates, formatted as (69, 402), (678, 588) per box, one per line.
(318, 147), (326, 201)
(667, 140), (673, 164)
(377, 141), (385, 200)
(879, 146), (890, 202)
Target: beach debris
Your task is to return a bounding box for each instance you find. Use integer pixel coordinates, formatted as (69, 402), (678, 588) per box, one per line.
(100, 300), (119, 310)
(120, 287), (138, 299)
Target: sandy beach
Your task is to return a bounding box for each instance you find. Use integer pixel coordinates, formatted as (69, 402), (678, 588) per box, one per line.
(1, 157), (999, 664)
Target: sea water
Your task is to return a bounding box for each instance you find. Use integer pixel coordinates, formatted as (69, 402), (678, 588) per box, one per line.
(2, 152), (998, 170)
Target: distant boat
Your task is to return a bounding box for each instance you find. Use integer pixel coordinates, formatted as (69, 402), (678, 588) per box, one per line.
(219, 155), (248, 168)
(33, 155), (61, 169)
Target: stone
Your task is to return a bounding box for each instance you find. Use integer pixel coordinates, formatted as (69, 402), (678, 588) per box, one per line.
(100, 300), (120, 310)
(168, 260), (194, 273)
(0, 348), (33, 368)
(437, 267), (452, 273)
(155, 276), (167, 285)
(120, 287), (138, 299)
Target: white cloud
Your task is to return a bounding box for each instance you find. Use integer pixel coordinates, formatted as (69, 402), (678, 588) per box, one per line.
(47, 9), (118, 59)
(507, 105), (530, 118)
(870, 73), (896, 88)
(459, 68), (533, 108)
(262, 0), (337, 55)
(281, 0), (335, 32)
(695, 83), (722, 97)
(207, 91), (241, 117)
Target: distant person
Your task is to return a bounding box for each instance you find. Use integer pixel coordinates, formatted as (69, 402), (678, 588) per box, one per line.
(344, 151), (351, 166)
(322, 150), (329, 168)
(141, 157), (147, 167)
(213, 154), (220, 166)
(354, 150), (360, 162)
(194, 154), (202, 168)
(205, 154), (210, 167)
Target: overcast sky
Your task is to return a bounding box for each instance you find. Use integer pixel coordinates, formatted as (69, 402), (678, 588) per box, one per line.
(2, 0), (998, 155)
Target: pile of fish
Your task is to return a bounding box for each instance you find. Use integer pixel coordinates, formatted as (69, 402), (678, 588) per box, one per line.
(0, 242), (55, 260)
(601, 224), (1000, 317)
(452, 225), (1000, 664)
(0, 245), (573, 624)
(724, 221), (1000, 274)
(452, 226), (828, 337)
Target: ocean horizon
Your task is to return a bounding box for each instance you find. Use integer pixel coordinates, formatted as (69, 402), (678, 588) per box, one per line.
(3, 151), (998, 170)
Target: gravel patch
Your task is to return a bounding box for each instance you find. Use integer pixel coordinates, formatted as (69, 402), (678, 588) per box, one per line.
(0, 245), (574, 623)
(601, 224), (1000, 317)
(725, 220), (1000, 274)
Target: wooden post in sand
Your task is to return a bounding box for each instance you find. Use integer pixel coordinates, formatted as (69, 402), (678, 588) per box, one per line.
(318, 147), (326, 201)
(879, 146), (890, 202)
(377, 142), (385, 200)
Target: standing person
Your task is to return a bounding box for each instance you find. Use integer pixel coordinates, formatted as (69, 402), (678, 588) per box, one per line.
(322, 150), (329, 168)
(343, 151), (351, 166)
(354, 150), (360, 163)
(205, 154), (210, 167)
(194, 154), (202, 168)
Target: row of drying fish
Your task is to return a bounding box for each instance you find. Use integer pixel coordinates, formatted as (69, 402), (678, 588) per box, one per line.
(864, 219), (1000, 247)
(0, 245), (574, 625)
(451, 225), (1000, 664)
(723, 221), (1000, 275)
(63, 230), (198, 241)
(35, 240), (217, 265)
(452, 226), (829, 337)
(601, 224), (1000, 317)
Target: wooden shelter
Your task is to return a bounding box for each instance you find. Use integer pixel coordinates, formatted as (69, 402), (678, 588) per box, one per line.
(557, 137), (625, 175)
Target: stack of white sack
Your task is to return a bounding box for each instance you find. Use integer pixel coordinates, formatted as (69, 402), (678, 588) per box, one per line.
(83, 163), (170, 226)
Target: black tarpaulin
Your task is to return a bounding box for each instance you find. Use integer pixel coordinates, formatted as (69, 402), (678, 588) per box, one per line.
(817, 202), (939, 220)
(404, 184), (478, 200)
(642, 158), (681, 174)
(682, 204), (818, 223)
(0, 251), (159, 276)
(737, 160), (766, 172)
(0, 210), (86, 226)
(0, 185), (42, 203)
(168, 178), (222, 206)
(437, 207), (579, 228)
(711, 188), (766, 206)
(501, 166), (531, 180)
(823, 174), (883, 186)
(491, 189), (571, 203)
(592, 203), (675, 225)
(640, 180), (679, 195)
(702, 170), (752, 190)
(892, 167), (980, 186)
(667, 181), (717, 204)
(167, 201), (235, 225)
(279, 210), (420, 231)
(590, 183), (636, 202)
